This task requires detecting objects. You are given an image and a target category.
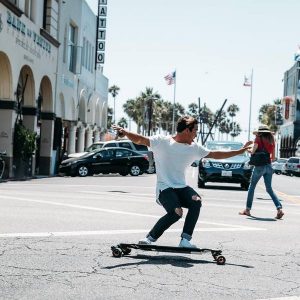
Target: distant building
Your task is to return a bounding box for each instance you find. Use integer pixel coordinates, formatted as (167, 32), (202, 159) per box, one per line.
(280, 61), (300, 157)
(55, 0), (108, 171)
(0, 0), (108, 178)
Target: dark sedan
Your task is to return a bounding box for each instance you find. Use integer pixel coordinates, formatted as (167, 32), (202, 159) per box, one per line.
(197, 141), (253, 190)
(59, 147), (149, 177)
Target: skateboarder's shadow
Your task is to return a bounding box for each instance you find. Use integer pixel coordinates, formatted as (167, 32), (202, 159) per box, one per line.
(104, 254), (253, 269)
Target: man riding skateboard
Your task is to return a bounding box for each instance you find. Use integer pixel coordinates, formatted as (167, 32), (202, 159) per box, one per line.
(113, 116), (252, 248)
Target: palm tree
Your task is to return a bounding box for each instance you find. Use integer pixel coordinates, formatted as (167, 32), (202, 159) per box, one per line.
(230, 121), (242, 139)
(123, 98), (144, 134)
(118, 117), (128, 128)
(108, 85), (120, 124)
(258, 98), (281, 133)
(227, 104), (240, 123)
(219, 118), (231, 141)
(139, 87), (161, 135)
(187, 103), (199, 118)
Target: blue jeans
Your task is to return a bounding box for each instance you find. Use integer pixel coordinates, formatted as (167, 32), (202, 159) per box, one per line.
(246, 164), (282, 210)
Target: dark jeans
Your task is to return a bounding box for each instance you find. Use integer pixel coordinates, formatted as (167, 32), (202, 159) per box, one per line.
(147, 186), (202, 241)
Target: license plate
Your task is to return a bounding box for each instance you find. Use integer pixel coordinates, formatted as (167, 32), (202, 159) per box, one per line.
(221, 170), (232, 177)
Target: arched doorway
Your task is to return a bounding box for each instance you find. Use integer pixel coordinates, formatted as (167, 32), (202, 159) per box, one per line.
(13, 65), (36, 178)
(36, 76), (54, 175)
(0, 52), (13, 178)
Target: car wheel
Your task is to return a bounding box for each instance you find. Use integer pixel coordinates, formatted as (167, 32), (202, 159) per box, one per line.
(130, 165), (141, 176)
(77, 165), (89, 177)
(198, 178), (205, 188)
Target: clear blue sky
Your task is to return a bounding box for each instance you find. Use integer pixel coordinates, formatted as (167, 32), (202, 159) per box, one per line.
(86, 0), (299, 140)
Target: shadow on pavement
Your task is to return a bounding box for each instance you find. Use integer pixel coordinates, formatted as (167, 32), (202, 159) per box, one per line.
(202, 185), (243, 191)
(247, 216), (277, 222)
(104, 254), (254, 269)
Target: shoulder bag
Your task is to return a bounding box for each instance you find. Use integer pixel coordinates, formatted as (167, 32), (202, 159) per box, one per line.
(249, 137), (271, 166)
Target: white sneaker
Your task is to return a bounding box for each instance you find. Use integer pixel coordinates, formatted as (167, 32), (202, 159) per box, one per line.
(138, 237), (152, 245)
(179, 238), (197, 248)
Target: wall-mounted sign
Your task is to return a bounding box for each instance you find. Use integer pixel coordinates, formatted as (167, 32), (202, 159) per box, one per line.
(95, 0), (107, 68)
(96, 52), (105, 64)
(6, 11), (51, 54)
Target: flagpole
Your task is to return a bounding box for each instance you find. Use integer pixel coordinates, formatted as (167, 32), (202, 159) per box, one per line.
(171, 70), (176, 134)
(247, 69), (253, 140)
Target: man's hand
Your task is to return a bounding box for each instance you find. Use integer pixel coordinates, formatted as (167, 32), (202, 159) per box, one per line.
(111, 124), (150, 146)
(242, 141), (253, 153)
(112, 124), (126, 138)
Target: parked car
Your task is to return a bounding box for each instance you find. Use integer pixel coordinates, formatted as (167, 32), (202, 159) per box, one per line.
(67, 139), (155, 173)
(59, 147), (149, 177)
(285, 156), (300, 176)
(272, 158), (288, 175)
(198, 141), (253, 190)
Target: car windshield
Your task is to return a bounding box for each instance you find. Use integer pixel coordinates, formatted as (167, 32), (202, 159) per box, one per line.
(277, 159), (287, 163)
(86, 143), (104, 152)
(206, 142), (246, 156)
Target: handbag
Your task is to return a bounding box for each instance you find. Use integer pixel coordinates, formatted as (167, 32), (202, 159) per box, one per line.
(249, 138), (271, 166)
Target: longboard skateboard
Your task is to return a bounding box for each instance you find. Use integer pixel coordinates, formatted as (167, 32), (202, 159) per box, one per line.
(111, 243), (226, 265)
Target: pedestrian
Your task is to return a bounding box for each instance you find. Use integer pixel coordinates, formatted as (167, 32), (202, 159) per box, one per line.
(113, 116), (252, 248)
(239, 125), (284, 219)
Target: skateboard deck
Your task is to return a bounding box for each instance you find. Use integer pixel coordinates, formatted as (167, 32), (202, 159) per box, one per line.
(111, 243), (226, 265)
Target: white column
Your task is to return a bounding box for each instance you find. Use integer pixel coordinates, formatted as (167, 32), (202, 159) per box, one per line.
(85, 128), (93, 149)
(94, 129), (100, 143)
(67, 123), (76, 154)
(77, 127), (85, 152)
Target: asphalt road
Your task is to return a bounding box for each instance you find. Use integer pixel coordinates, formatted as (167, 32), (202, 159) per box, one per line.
(0, 169), (299, 300)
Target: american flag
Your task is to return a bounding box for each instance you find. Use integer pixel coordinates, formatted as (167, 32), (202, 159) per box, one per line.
(243, 75), (251, 87)
(164, 71), (176, 85)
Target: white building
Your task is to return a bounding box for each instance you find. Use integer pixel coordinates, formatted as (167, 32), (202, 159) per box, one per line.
(0, 0), (108, 178)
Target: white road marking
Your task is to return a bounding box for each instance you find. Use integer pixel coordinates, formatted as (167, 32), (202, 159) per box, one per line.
(2, 183), (155, 189)
(0, 195), (265, 231)
(0, 226), (265, 238)
(257, 297), (300, 300)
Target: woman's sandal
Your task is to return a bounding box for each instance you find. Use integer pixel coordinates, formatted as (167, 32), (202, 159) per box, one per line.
(239, 210), (251, 216)
(275, 210), (284, 219)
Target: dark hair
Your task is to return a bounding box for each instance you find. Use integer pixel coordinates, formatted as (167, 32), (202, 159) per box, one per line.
(176, 116), (198, 133)
(257, 132), (274, 144)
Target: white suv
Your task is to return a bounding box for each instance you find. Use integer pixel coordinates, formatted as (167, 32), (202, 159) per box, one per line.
(68, 139), (155, 173)
(285, 157), (300, 176)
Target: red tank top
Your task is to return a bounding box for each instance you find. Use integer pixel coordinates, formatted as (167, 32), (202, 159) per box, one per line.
(254, 137), (274, 154)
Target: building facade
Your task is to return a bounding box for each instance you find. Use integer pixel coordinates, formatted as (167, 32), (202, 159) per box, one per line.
(0, 0), (108, 178)
(280, 61), (300, 157)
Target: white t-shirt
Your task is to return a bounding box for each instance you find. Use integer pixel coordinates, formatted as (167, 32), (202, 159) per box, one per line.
(149, 135), (210, 202)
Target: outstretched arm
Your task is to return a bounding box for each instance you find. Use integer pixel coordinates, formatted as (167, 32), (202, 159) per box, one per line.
(205, 141), (253, 159)
(112, 124), (150, 147)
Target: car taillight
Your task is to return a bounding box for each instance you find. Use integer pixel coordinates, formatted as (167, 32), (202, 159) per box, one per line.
(143, 154), (149, 161)
(297, 165), (300, 168)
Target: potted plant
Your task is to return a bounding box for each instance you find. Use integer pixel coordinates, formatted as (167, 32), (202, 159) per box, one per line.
(13, 122), (37, 178)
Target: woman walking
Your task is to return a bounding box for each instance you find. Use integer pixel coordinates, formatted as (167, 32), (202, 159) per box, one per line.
(239, 125), (284, 219)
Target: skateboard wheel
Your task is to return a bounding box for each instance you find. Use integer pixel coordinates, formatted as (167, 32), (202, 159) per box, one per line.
(112, 247), (122, 258)
(216, 255), (226, 265)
